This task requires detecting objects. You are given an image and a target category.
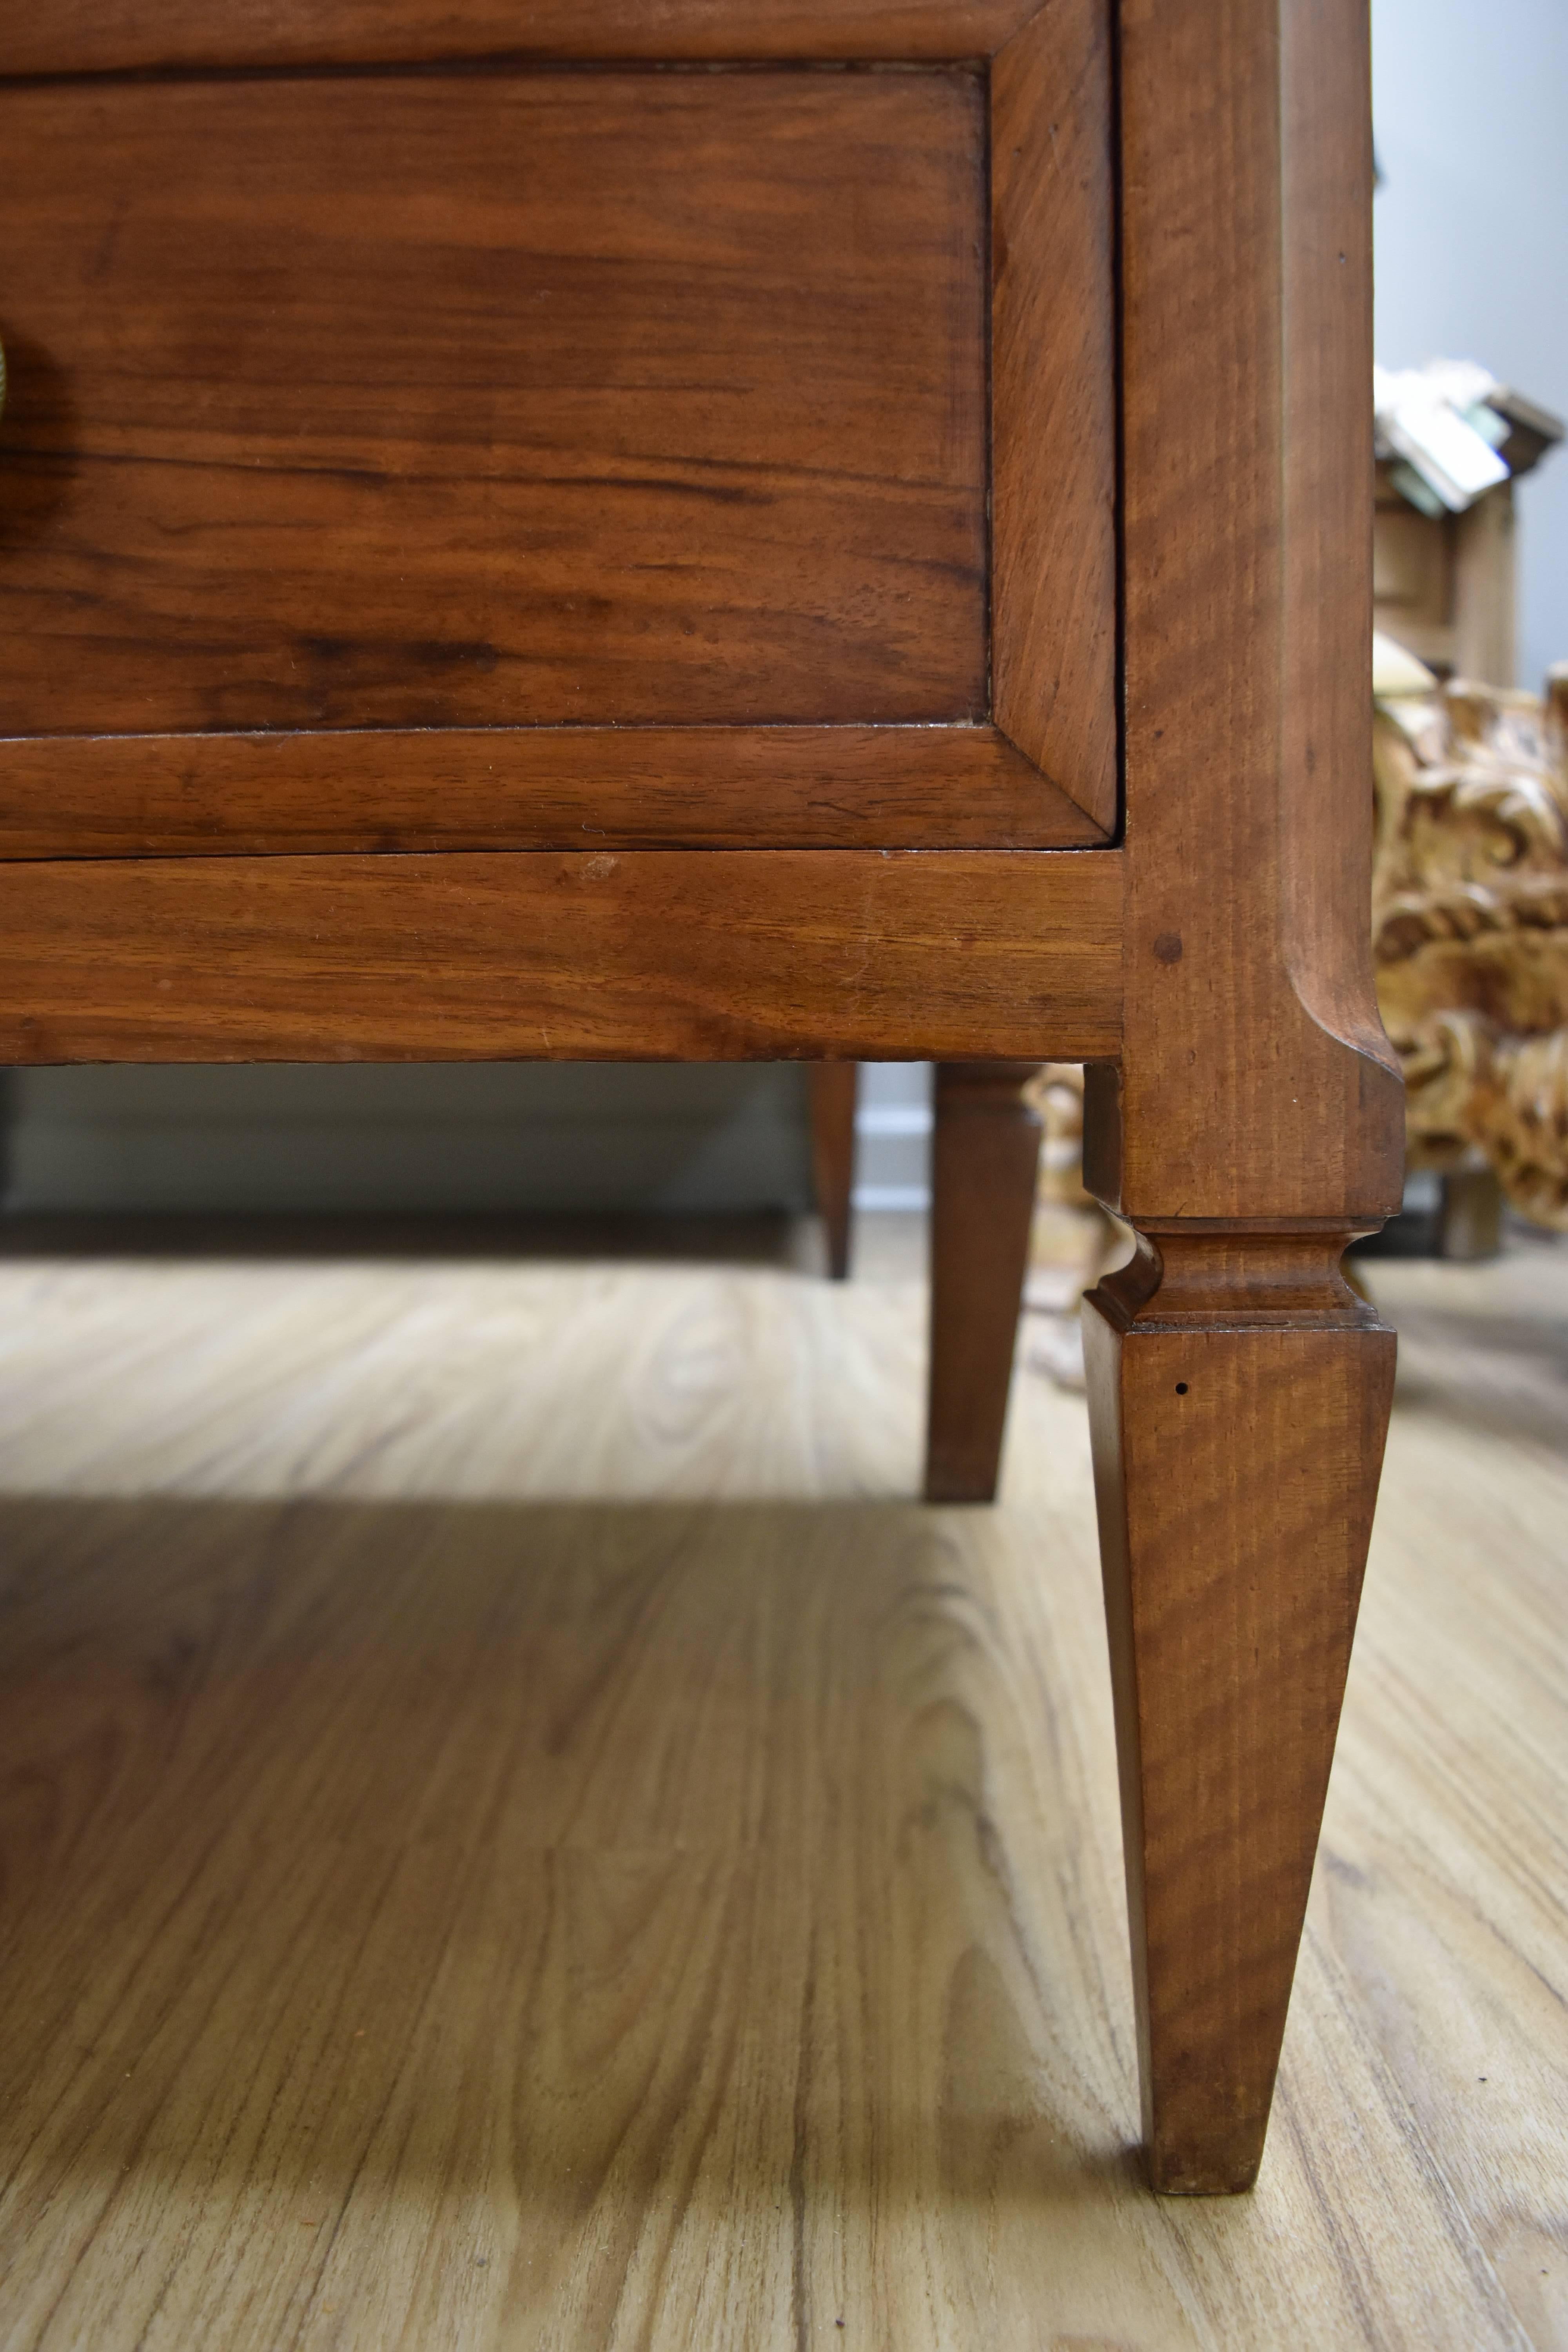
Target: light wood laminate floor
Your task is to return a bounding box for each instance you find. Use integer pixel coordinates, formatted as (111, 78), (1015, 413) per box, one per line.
(0, 1212), (1563, 2351)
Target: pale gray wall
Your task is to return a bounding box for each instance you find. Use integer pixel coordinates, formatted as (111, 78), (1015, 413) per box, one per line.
(2, 1060), (934, 1218)
(1372, 0), (1568, 689)
(849, 1062), (932, 1210)
(3, 1063), (816, 1217)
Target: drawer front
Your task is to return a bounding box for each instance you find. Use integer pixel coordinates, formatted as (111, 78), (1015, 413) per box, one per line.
(0, 6), (1115, 852)
(3, 71), (986, 735)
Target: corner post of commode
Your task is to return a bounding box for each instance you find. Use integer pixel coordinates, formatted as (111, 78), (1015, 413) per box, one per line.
(1086, 0), (1406, 2192)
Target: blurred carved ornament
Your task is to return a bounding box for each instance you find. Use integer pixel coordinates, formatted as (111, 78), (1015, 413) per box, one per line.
(1372, 653), (1568, 1230)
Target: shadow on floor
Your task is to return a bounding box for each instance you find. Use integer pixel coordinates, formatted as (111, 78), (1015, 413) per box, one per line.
(0, 1486), (1138, 2234)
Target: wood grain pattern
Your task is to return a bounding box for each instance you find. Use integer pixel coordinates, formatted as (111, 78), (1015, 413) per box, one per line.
(0, 0), (1045, 76)
(0, 727), (1108, 858)
(0, 0), (1419, 2218)
(924, 1060), (1042, 1499)
(0, 24), (1123, 853)
(808, 1062), (858, 1280)
(0, 848), (1124, 1065)
(0, 71), (985, 735)
(1085, 1229), (1395, 2192)
(1277, 0), (1397, 1147)
(0, 1218), (1558, 2345)
(991, 0), (1118, 832)
(1072, 0), (1409, 2192)
(1099, 0), (1405, 1222)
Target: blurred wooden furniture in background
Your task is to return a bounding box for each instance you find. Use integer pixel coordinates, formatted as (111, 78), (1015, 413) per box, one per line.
(1373, 388), (1562, 686)
(1370, 370), (1562, 1255)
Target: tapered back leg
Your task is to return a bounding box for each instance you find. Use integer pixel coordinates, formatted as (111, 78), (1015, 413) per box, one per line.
(808, 1062), (859, 1283)
(924, 1061), (1042, 1503)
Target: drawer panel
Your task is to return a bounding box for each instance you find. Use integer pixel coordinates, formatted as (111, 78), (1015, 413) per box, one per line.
(0, 0), (1116, 853)
(0, 69), (986, 736)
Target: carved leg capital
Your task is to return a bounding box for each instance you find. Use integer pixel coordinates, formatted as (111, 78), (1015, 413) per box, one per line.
(1092, 1220), (1386, 1331)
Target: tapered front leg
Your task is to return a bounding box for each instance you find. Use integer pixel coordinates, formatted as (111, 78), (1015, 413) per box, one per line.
(924, 1062), (1042, 1503)
(1083, 1226), (1395, 2193)
(1098, 0), (1408, 2200)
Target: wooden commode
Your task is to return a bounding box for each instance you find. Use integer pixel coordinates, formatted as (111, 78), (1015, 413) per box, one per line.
(0, 0), (1403, 2194)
